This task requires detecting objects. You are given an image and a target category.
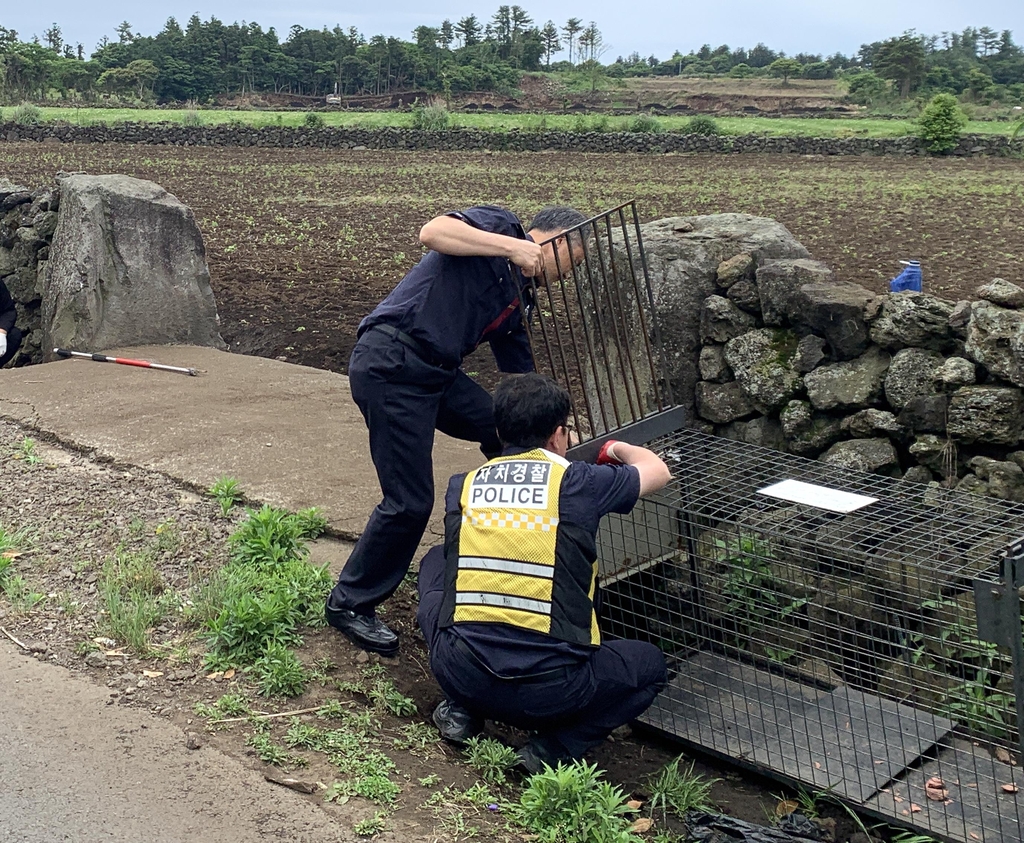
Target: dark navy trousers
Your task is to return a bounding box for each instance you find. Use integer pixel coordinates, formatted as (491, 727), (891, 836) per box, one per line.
(0, 326), (22, 368)
(329, 328), (501, 616)
(417, 545), (667, 759)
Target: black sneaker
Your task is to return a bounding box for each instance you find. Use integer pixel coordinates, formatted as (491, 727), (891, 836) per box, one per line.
(432, 700), (483, 744)
(325, 598), (399, 656)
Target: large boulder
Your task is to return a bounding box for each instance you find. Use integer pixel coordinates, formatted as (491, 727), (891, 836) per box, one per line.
(804, 347), (891, 412)
(884, 348), (945, 411)
(700, 295), (756, 343)
(695, 381), (756, 424)
(601, 214), (810, 423)
(946, 386), (1024, 445)
(780, 400), (843, 456)
(43, 174), (225, 355)
(724, 328), (803, 414)
(757, 259), (875, 360)
(869, 293), (956, 352)
(963, 301), (1024, 387)
(820, 438), (901, 476)
(976, 278), (1024, 309)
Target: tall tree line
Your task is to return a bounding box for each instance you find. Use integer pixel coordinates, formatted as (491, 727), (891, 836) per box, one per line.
(0, 15), (1022, 105)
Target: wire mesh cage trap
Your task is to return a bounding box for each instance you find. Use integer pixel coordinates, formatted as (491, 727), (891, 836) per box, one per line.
(528, 203), (1024, 843)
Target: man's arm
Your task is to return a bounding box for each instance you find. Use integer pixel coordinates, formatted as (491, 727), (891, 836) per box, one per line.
(419, 215), (544, 277)
(599, 441), (671, 497)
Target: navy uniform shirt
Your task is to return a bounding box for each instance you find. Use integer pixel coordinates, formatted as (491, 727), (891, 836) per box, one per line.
(444, 448), (642, 677)
(359, 205), (535, 372)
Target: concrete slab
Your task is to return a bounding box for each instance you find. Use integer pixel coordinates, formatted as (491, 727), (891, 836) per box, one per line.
(0, 346), (484, 539)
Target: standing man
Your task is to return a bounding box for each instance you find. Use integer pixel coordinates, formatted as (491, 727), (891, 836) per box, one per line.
(417, 374), (671, 772)
(0, 279), (22, 368)
(326, 205), (586, 656)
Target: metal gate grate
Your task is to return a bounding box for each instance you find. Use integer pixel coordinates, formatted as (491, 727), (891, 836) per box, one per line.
(523, 204), (1024, 843)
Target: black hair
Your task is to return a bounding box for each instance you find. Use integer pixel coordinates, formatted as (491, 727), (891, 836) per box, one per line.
(528, 205), (586, 235)
(528, 206), (587, 252)
(493, 374), (571, 449)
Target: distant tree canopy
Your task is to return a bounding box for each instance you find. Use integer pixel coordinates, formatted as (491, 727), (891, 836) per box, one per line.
(0, 17), (1021, 106)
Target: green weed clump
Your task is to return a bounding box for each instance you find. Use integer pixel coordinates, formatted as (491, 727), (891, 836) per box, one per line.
(464, 736), (519, 785)
(646, 756), (717, 822)
(182, 102), (202, 127)
(208, 476), (242, 516)
(13, 102), (41, 125)
(252, 641), (309, 697)
(194, 505), (331, 669)
(683, 115), (720, 136)
(918, 93), (968, 154)
(99, 546), (176, 653)
(412, 98), (452, 131)
(628, 112), (662, 133)
(304, 111), (326, 128)
(514, 760), (642, 843)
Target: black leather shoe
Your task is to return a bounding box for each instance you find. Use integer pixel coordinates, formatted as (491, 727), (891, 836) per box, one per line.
(325, 599), (399, 656)
(515, 737), (571, 776)
(432, 700), (483, 744)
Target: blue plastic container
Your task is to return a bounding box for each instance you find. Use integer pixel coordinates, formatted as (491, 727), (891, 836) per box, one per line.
(889, 260), (922, 292)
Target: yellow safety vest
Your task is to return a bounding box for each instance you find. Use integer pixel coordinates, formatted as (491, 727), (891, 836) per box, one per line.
(440, 448), (601, 647)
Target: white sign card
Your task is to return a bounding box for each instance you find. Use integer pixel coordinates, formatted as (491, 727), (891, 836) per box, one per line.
(756, 479), (878, 514)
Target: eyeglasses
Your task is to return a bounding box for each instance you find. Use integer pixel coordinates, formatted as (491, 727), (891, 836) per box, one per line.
(562, 422), (575, 433)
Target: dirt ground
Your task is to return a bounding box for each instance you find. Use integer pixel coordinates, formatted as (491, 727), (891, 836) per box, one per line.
(4, 143), (1021, 380)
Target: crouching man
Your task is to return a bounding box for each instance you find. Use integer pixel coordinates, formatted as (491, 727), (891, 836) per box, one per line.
(416, 373), (671, 773)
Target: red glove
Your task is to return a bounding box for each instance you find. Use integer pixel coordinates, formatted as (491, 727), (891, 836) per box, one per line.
(596, 440), (624, 465)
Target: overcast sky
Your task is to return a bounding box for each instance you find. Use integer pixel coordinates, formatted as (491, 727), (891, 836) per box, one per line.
(3, 2), (1022, 62)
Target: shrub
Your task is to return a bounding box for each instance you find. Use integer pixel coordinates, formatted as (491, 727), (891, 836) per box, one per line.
(13, 102), (41, 125)
(683, 115), (720, 136)
(918, 93), (968, 154)
(182, 102), (202, 127)
(411, 98), (451, 131)
(628, 112), (661, 133)
(304, 111), (325, 128)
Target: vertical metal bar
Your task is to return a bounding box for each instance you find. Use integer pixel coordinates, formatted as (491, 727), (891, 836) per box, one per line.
(548, 235), (600, 438)
(622, 202), (672, 408)
(598, 212), (641, 422)
(579, 219), (625, 429)
(1003, 539), (1024, 760)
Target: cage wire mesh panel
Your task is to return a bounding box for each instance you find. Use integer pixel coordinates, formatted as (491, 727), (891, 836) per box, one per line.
(525, 202), (683, 460)
(599, 429), (1024, 843)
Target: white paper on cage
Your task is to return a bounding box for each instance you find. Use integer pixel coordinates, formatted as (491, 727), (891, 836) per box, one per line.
(755, 479), (878, 514)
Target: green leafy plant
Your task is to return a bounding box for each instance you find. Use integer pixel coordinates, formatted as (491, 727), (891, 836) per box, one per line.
(18, 437), (40, 465)
(251, 641), (308, 697)
(513, 760), (642, 843)
(464, 736), (519, 785)
(646, 756), (717, 822)
(683, 115), (720, 136)
(209, 476), (243, 516)
(628, 112), (661, 133)
(246, 731), (305, 766)
(918, 93), (968, 154)
(304, 111), (325, 128)
(13, 102), (41, 125)
(352, 812), (388, 837)
(411, 98), (452, 130)
(182, 101), (202, 127)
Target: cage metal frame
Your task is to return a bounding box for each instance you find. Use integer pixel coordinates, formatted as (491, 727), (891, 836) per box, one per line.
(520, 202), (1024, 843)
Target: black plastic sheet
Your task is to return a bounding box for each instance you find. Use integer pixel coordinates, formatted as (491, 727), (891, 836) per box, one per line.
(684, 811), (826, 843)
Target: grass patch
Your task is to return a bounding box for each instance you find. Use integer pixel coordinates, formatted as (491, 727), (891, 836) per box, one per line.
(98, 545), (176, 654)
(191, 504), (331, 670)
(646, 756), (717, 822)
(19, 105), (1023, 137)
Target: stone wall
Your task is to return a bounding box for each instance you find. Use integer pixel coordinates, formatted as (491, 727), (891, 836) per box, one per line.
(694, 251), (1024, 501)
(2, 122), (1022, 157)
(0, 180), (57, 365)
